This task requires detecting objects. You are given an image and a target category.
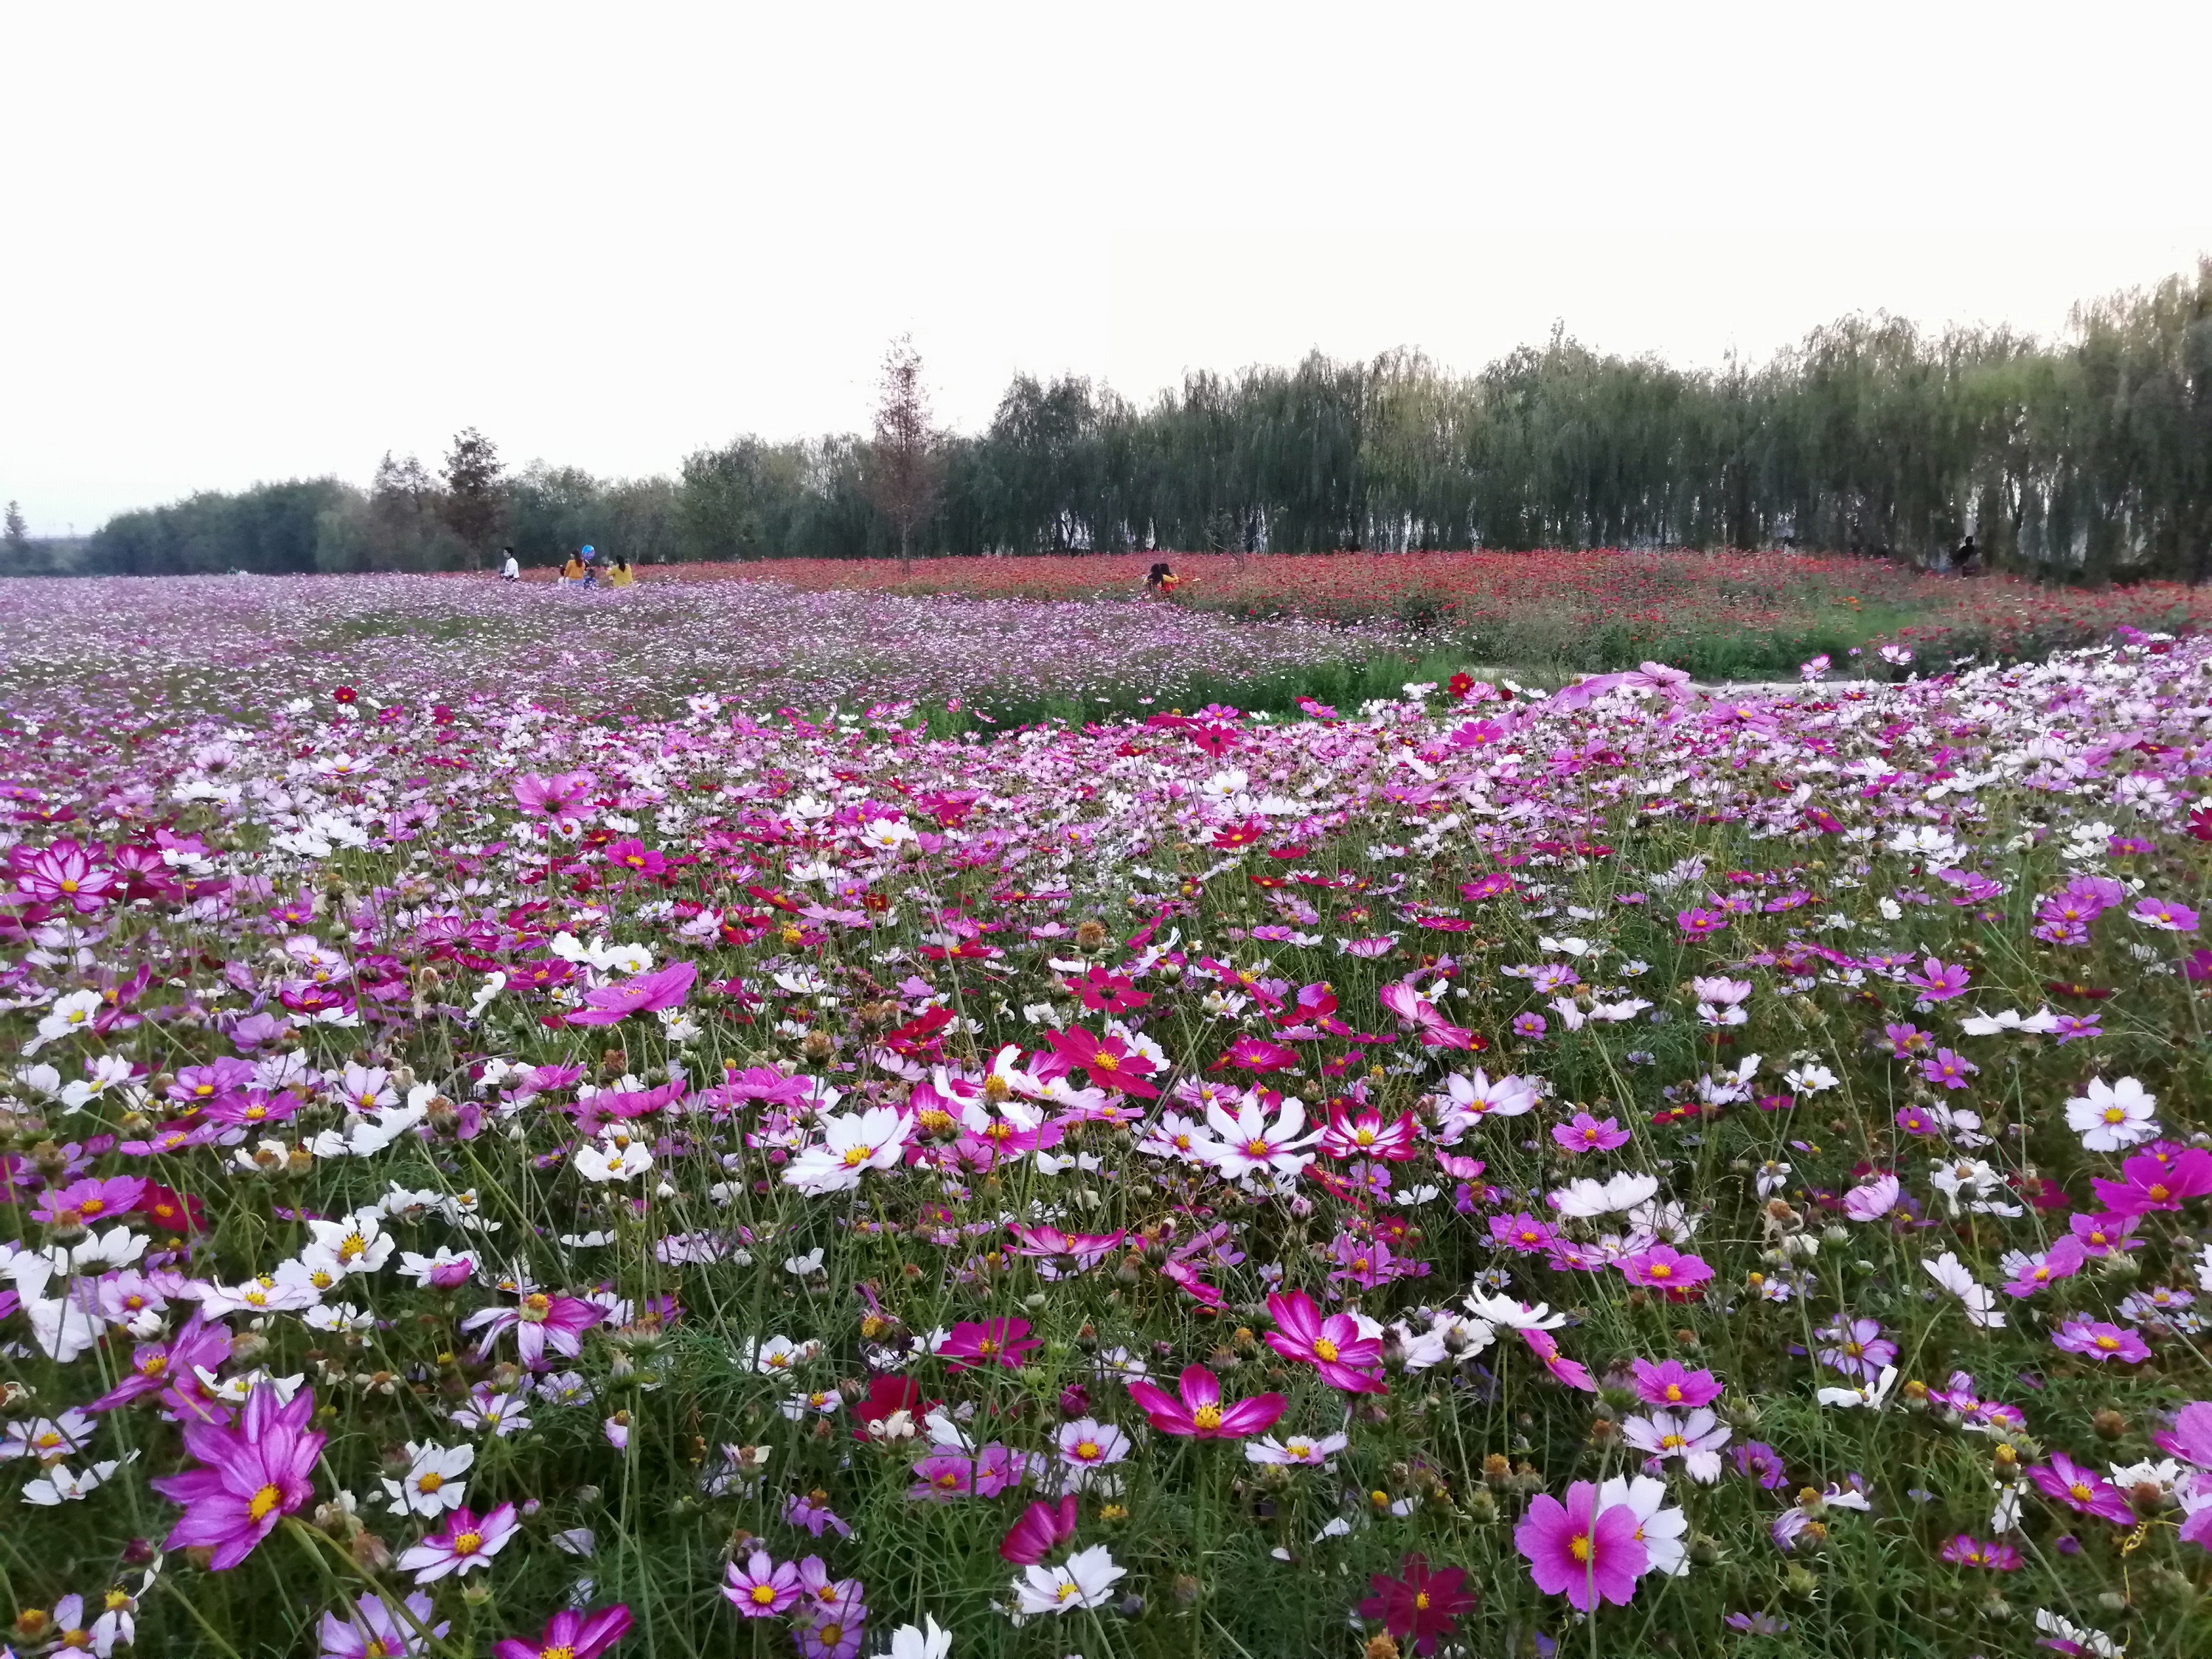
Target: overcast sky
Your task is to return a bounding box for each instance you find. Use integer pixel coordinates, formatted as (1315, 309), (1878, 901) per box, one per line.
(5, 2), (2208, 534)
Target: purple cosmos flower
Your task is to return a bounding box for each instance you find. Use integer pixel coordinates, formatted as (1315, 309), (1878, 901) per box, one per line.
(1919, 1048), (1978, 1090)
(1553, 1112), (1630, 1153)
(723, 1550), (802, 1616)
(1512, 1011), (1548, 1040)
(148, 1382), (325, 1570)
(2051, 1318), (2149, 1364)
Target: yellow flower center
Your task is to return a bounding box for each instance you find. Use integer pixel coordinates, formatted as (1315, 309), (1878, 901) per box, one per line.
(1569, 1532), (1591, 1562)
(417, 1471), (444, 1494)
(451, 1531), (482, 1557)
(1192, 1405), (1222, 1430)
(248, 1483), (283, 1521)
(750, 1585), (778, 1606)
(1312, 1338), (1339, 1363)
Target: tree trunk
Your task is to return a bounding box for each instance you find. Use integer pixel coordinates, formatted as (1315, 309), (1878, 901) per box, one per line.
(899, 522), (911, 580)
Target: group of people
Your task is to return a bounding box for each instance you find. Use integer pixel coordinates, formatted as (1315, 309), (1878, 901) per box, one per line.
(498, 544), (637, 588)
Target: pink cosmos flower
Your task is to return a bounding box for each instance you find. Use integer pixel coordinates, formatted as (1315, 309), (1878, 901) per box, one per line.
(604, 838), (668, 878)
(938, 1316), (1040, 1370)
(2090, 1147), (2212, 1215)
(2027, 1453), (2134, 1525)
(1616, 1245), (1713, 1292)
(2132, 896), (2199, 932)
(1938, 1534), (2023, 1570)
(462, 1290), (604, 1369)
(1520, 1328), (1596, 1391)
(1674, 907), (1728, 937)
(148, 1382), (325, 1570)
(1630, 1358), (1722, 1409)
(491, 1605), (633, 1659)
(723, 1550), (801, 1616)
(396, 1501), (520, 1582)
(1515, 1480), (1646, 1610)
(1377, 981), (1475, 1048)
(1124, 1364), (1285, 1439)
(1920, 1048), (1978, 1090)
(565, 959), (697, 1026)
(1263, 1288), (1388, 1394)
(1000, 1495), (1079, 1564)
(1552, 1112), (1630, 1153)
(510, 770), (597, 817)
(1319, 1104), (1417, 1161)
(18, 839), (118, 911)
(2069, 1211), (2145, 1256)
(2052, 1318), (2149, 1364)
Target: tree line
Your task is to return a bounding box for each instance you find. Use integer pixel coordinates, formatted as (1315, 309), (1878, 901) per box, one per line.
(35, 258), (2212, 583)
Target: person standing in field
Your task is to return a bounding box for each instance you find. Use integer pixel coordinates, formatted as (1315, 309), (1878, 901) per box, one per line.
(580, 545), (599, 589)
(560, 552), (584, 585)
(501, 547), (519, 582)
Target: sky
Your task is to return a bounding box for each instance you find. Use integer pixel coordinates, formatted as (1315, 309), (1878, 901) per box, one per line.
(4, 1), (2209, 535)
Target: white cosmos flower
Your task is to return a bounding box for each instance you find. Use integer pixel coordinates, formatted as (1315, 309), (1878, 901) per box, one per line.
(1199, 1093), (1318, 1180)
(886, 1617), (953, 1659)
(574, 1133), (654, 1183)
(1596, 1472), (1689, 1576)
(1924, 1251), (2006, 1328)
(783, 1106), (912, 1194)
(23, 1455), (132, 1505)
(1013, 1543), (1126, 1615)
(382, 1440), (476, 1516)
(2065, 1076), (2159, 1152)
(1817, 1364), (1899, 1410)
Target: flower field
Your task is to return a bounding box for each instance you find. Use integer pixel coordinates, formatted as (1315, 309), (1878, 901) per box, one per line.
(4, 577), (2212, 1659)
(633, 551), (2212, 681)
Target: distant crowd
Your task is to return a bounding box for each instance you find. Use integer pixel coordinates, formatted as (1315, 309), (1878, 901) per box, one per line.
(501, 545), (637, 589)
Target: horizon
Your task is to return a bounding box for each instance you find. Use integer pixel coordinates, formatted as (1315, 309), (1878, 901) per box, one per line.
(5, 3), (2210, 534)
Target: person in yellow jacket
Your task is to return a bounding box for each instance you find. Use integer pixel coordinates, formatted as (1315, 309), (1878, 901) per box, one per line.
(607, 558), (636, 589)
(560, 553), (585, 585)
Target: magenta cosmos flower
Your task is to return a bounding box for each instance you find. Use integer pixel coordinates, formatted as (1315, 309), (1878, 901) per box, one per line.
(30, 1174), (146, 1230)
(1125, 1364), (1284, 1439)
(491, 1605), (633, 1659)
(1000, 1495), (1079, 1564)
(1617, 1244), (1713, 1292)
(938, 1316), (1040, 1370)
(723, 1550), (801, 1616)
(1630, 1358), (1722, 1409)
(565, 959), (696, 1026)
(395, 1502), (519, 1582)
(1515, 1480), (1646, 1610)
(1357, 1554), (1478, 1657)
(2027, 1453), (2134, 1525)
(2091, 1147), (2212, 1215)
(1263, 1289), (1387, 1394)
(148, 1382), (325, 1569)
